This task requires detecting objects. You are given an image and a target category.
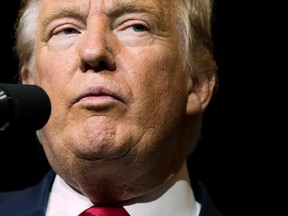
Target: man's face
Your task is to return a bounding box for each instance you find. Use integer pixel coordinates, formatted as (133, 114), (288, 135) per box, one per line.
(22, 0), (204, 202)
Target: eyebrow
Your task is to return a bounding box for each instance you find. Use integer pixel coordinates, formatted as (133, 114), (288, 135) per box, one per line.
(40, 1), (164, 31)
(105, 1), (167, 32)
(104, 1), (161, 20)
(41, 4), (85, 30)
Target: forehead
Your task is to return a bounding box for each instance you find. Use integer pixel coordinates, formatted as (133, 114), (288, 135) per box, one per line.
(39, 0), (175, 15)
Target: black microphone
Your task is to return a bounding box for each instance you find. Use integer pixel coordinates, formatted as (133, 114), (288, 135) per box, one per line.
(0, 83), (51, 132)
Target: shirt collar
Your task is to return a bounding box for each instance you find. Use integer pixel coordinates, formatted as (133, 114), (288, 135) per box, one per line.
(46, 163), (200, 216)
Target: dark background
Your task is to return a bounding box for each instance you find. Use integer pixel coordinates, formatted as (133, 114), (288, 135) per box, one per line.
(1, 1), (277, 215)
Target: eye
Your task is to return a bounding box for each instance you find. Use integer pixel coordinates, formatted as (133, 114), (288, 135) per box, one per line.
(131, 24), (148, 32)
(53, 26), (79, 36)
(62, 27), (78, 35)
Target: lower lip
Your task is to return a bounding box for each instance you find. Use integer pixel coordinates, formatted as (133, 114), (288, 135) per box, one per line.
(80, 95), (115, 102)
(78, 95), (117, 107)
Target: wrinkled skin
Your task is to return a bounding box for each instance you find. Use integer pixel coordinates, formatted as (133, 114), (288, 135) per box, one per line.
(21, 0), (214, 205)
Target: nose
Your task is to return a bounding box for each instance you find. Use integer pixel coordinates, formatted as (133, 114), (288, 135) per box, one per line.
(79, 18), (116, 72)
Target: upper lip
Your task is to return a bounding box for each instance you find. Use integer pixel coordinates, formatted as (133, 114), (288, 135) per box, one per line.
(74, 86), (123, 104)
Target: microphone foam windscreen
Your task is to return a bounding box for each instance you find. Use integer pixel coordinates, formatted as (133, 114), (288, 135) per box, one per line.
(0, 84), (51, 132)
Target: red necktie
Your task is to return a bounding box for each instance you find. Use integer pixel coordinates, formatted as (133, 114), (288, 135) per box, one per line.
(79, 206), (130, 216)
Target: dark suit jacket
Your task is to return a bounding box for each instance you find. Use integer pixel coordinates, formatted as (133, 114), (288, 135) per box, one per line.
(0, 169), (223, 216)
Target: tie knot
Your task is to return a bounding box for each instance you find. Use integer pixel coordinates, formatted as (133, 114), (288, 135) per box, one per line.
(79, 206), (130, 216)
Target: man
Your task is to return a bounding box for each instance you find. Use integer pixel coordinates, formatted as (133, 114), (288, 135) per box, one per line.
(0, 0), (223, 215)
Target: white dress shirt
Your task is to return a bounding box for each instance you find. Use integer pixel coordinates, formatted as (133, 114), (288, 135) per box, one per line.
(46, 163), (201, 216)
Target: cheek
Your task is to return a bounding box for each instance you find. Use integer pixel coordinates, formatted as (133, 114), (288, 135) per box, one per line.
(131, 46), (186, 98)
(34, 49), (78, 93)
(34, 52), (73, 117)
(127, 48), (188, 125)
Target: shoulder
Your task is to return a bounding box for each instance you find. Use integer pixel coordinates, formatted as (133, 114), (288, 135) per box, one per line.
(194, 182), (225, 216)
(0, 169), (55, 215)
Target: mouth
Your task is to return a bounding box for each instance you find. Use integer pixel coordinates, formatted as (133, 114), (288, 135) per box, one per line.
(74, 86), (124, 109)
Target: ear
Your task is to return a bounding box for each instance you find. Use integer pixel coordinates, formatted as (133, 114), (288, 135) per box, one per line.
(186, 74), (216, 115)
(20, 65), (35, 84)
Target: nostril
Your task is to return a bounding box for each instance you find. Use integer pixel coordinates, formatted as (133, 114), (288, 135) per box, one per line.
(96, 60), (108, 72)
(84, 60), (116, 72)
(96, 61), (109, 71)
